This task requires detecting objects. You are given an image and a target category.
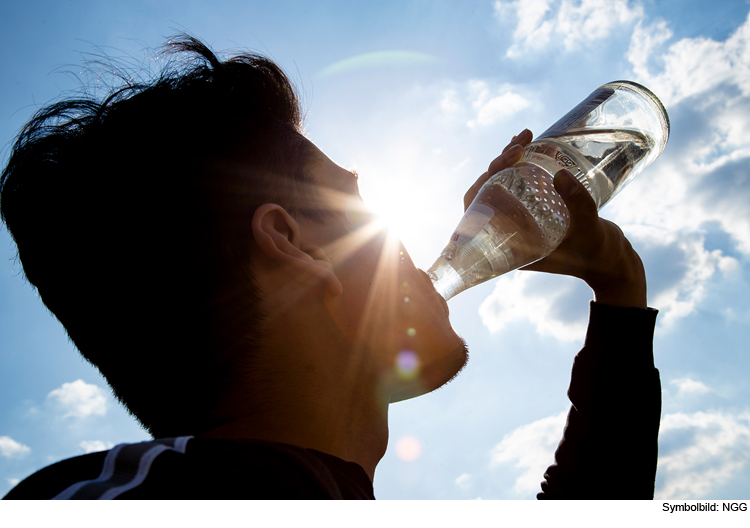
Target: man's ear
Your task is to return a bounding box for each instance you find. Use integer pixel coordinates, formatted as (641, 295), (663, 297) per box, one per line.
(251, 204), (343, 297)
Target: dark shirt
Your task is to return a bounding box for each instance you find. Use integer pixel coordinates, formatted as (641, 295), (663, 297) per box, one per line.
(4, 301), (659, 499)
(3, 437), (374, 499)
(538, 302), (661, 499)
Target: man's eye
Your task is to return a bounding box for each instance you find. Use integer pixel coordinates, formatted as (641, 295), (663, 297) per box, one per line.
(344, 197), (371, 229)
(344, 210), (368, 229)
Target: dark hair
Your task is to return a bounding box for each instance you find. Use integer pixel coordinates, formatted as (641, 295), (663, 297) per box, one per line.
(0, 35), (322, 437)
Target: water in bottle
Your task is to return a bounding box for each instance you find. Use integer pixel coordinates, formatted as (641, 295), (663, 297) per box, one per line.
(427, 81), (669, 301)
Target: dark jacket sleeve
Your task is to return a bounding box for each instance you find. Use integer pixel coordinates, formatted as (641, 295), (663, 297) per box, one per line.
(537, 301), (661, 499)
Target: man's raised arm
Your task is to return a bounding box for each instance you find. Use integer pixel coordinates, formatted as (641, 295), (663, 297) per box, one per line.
(469, 134), (662, 499)
(528, 167), (660, 499)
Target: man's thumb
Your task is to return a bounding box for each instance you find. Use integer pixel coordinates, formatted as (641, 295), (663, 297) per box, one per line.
(554, 169), (598, 223)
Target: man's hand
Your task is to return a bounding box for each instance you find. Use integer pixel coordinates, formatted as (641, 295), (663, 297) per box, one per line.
(466, 129), (647, 309)
(522, 169), (647, 309)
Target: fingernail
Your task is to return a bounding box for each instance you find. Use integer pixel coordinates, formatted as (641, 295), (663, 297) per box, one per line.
(518, 128), (530, 139)
(507, 144), (521, 156)
(555, 169), (579, 197)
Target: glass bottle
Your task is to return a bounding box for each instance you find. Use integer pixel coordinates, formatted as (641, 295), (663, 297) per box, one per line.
(427, 81), (670, 301)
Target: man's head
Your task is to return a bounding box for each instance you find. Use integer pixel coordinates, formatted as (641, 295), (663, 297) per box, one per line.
(0, 36), (466, 438)
(249, 145), (468, 404)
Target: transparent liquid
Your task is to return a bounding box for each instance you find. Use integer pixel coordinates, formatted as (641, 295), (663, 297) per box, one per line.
(428, 128), (653, 300)
(532, 127), (653, 208)
(427, 187), (546, 300)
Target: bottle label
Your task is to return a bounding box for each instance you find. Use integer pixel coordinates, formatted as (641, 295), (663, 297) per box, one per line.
(539, 88), (615, 138)
(450, 203), (494, 245)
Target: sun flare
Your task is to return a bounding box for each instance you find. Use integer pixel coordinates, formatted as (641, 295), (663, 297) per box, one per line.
(359, 180), (422, 247)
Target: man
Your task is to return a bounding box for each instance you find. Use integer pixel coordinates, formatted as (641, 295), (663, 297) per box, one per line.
(1, 36), (660, 499)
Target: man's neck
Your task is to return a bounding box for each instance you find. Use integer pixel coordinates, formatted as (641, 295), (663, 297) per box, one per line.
(199, 315), (390, 481)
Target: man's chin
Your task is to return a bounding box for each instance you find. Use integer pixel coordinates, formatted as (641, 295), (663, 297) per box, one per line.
(388, 339), (468, 403)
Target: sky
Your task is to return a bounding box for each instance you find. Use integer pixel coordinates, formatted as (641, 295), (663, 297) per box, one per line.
(1, 0), (749, 500)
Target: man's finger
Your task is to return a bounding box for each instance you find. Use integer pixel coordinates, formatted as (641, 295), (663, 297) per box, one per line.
(554, 169), (599, 227)
(485, 144), (522, 178)
(489, 129), (532, 175)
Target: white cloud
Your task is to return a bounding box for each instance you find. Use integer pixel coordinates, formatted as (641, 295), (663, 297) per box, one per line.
(455, 473), (472, 489)
(626, 19), (673, 87)
(494, 0), (555, 57)
(440, 89), (461, 114)
(79, 440), (115, 454)
(452, 158), (471, 172)
(5, 478), (20, 487)
(438, 80), (531, 129)
(495, 0), (643, 58)
(479, 272), (589, 342)
(627, 13), (750, 107)
(489, 409), (750, 500)
(466, 80), (531, 128)
(670, 378), (711, 396)
(656, 410), (750, 499)
(47, 379), (108, 419)
(604, 69), (750, 256)
(490, 409), (568, 495)
(622, 225), (738, 328)
(0, 436), (31, 459)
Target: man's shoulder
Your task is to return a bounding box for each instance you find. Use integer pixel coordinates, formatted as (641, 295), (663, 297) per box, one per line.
(4, 436), (373, 499)
(3, 450), (108, 500)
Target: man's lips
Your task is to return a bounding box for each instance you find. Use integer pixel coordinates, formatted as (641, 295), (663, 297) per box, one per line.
(418, 268), (450, 317)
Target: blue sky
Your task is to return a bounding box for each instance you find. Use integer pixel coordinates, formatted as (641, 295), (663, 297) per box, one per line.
(1, 0), (749, 500)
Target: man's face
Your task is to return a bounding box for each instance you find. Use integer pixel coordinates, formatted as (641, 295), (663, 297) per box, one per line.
(299, 145), (467, 401)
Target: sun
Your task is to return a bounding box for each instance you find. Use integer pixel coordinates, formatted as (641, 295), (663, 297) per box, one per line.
(359, 179), (421, 247)
(349, 160), (450, 270)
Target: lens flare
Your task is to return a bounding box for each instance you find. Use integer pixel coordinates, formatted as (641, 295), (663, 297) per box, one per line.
(395, 435), (422, 462)
(395, 350), (420, 380)
(407, 328), (416, 337)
